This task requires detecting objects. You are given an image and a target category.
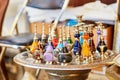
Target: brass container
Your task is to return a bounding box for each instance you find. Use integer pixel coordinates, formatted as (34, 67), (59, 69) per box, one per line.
(46, 69), (91, 80)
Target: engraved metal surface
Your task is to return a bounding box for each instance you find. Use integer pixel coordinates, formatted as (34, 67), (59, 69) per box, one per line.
(14, 50), (117, 70)
(113, 54), (120, 67)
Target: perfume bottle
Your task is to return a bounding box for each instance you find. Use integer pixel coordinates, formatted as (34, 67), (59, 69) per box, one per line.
(41, 23), (47, 49)
(58, 44), (72, 65)
(51, 26), (58, 48)
(88, 24), (95, 56)
(81, 26), (91, 64)
(81, 33), (90, 58)
(44, 43), (54, 64)
(62, 25), (68, 47)
(79, 26), (84, 45)
(33, 41), (43, 63)
(33, 47), (41, 63)
(46, 24), (54, 49)
(96, 22), (103, 44)
(97, 36), (107, 60)
(55, 26), (63, 53)
(44, 25), (55, 64)
(30, 24), (39, 53)
(73, 27), (81, 56)
(66, 23), (73, 51)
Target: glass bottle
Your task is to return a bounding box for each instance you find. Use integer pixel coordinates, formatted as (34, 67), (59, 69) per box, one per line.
(81, 33), (90, 58)
(52, 26), (58, 48)
(41, 23), (47, 49)
(55, 26), (63, 55)
(58, 44), (72, 65)
(66, 23), (73, 51)
(30, 24), (39, 53)
(62, 25), (68, 47)
(44, 25), (55, 64)
(73, 27), (81, 56)
(97, 36), (107, 60)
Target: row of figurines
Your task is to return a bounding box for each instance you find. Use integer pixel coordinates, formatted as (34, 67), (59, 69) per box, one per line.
(29, 22), (108, 65)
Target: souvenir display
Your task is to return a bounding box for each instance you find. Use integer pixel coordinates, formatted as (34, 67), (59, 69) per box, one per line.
(14, 22), (116, 80)
(29, 21), (110, 64)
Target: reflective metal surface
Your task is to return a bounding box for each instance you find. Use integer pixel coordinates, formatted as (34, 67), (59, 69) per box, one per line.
(14, 50), (117, 80)
(14, 50), (117, 70)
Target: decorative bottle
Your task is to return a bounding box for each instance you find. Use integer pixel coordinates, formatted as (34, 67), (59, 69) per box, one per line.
(30, 24), (39, 53)
(66, 23), (73, 51)
(97, 36), (107, 60)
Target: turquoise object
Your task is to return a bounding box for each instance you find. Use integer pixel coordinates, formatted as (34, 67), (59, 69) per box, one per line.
(56, 43), (64, 50)
(79, 32), (83, 45)
(66, 19), (78, 27)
